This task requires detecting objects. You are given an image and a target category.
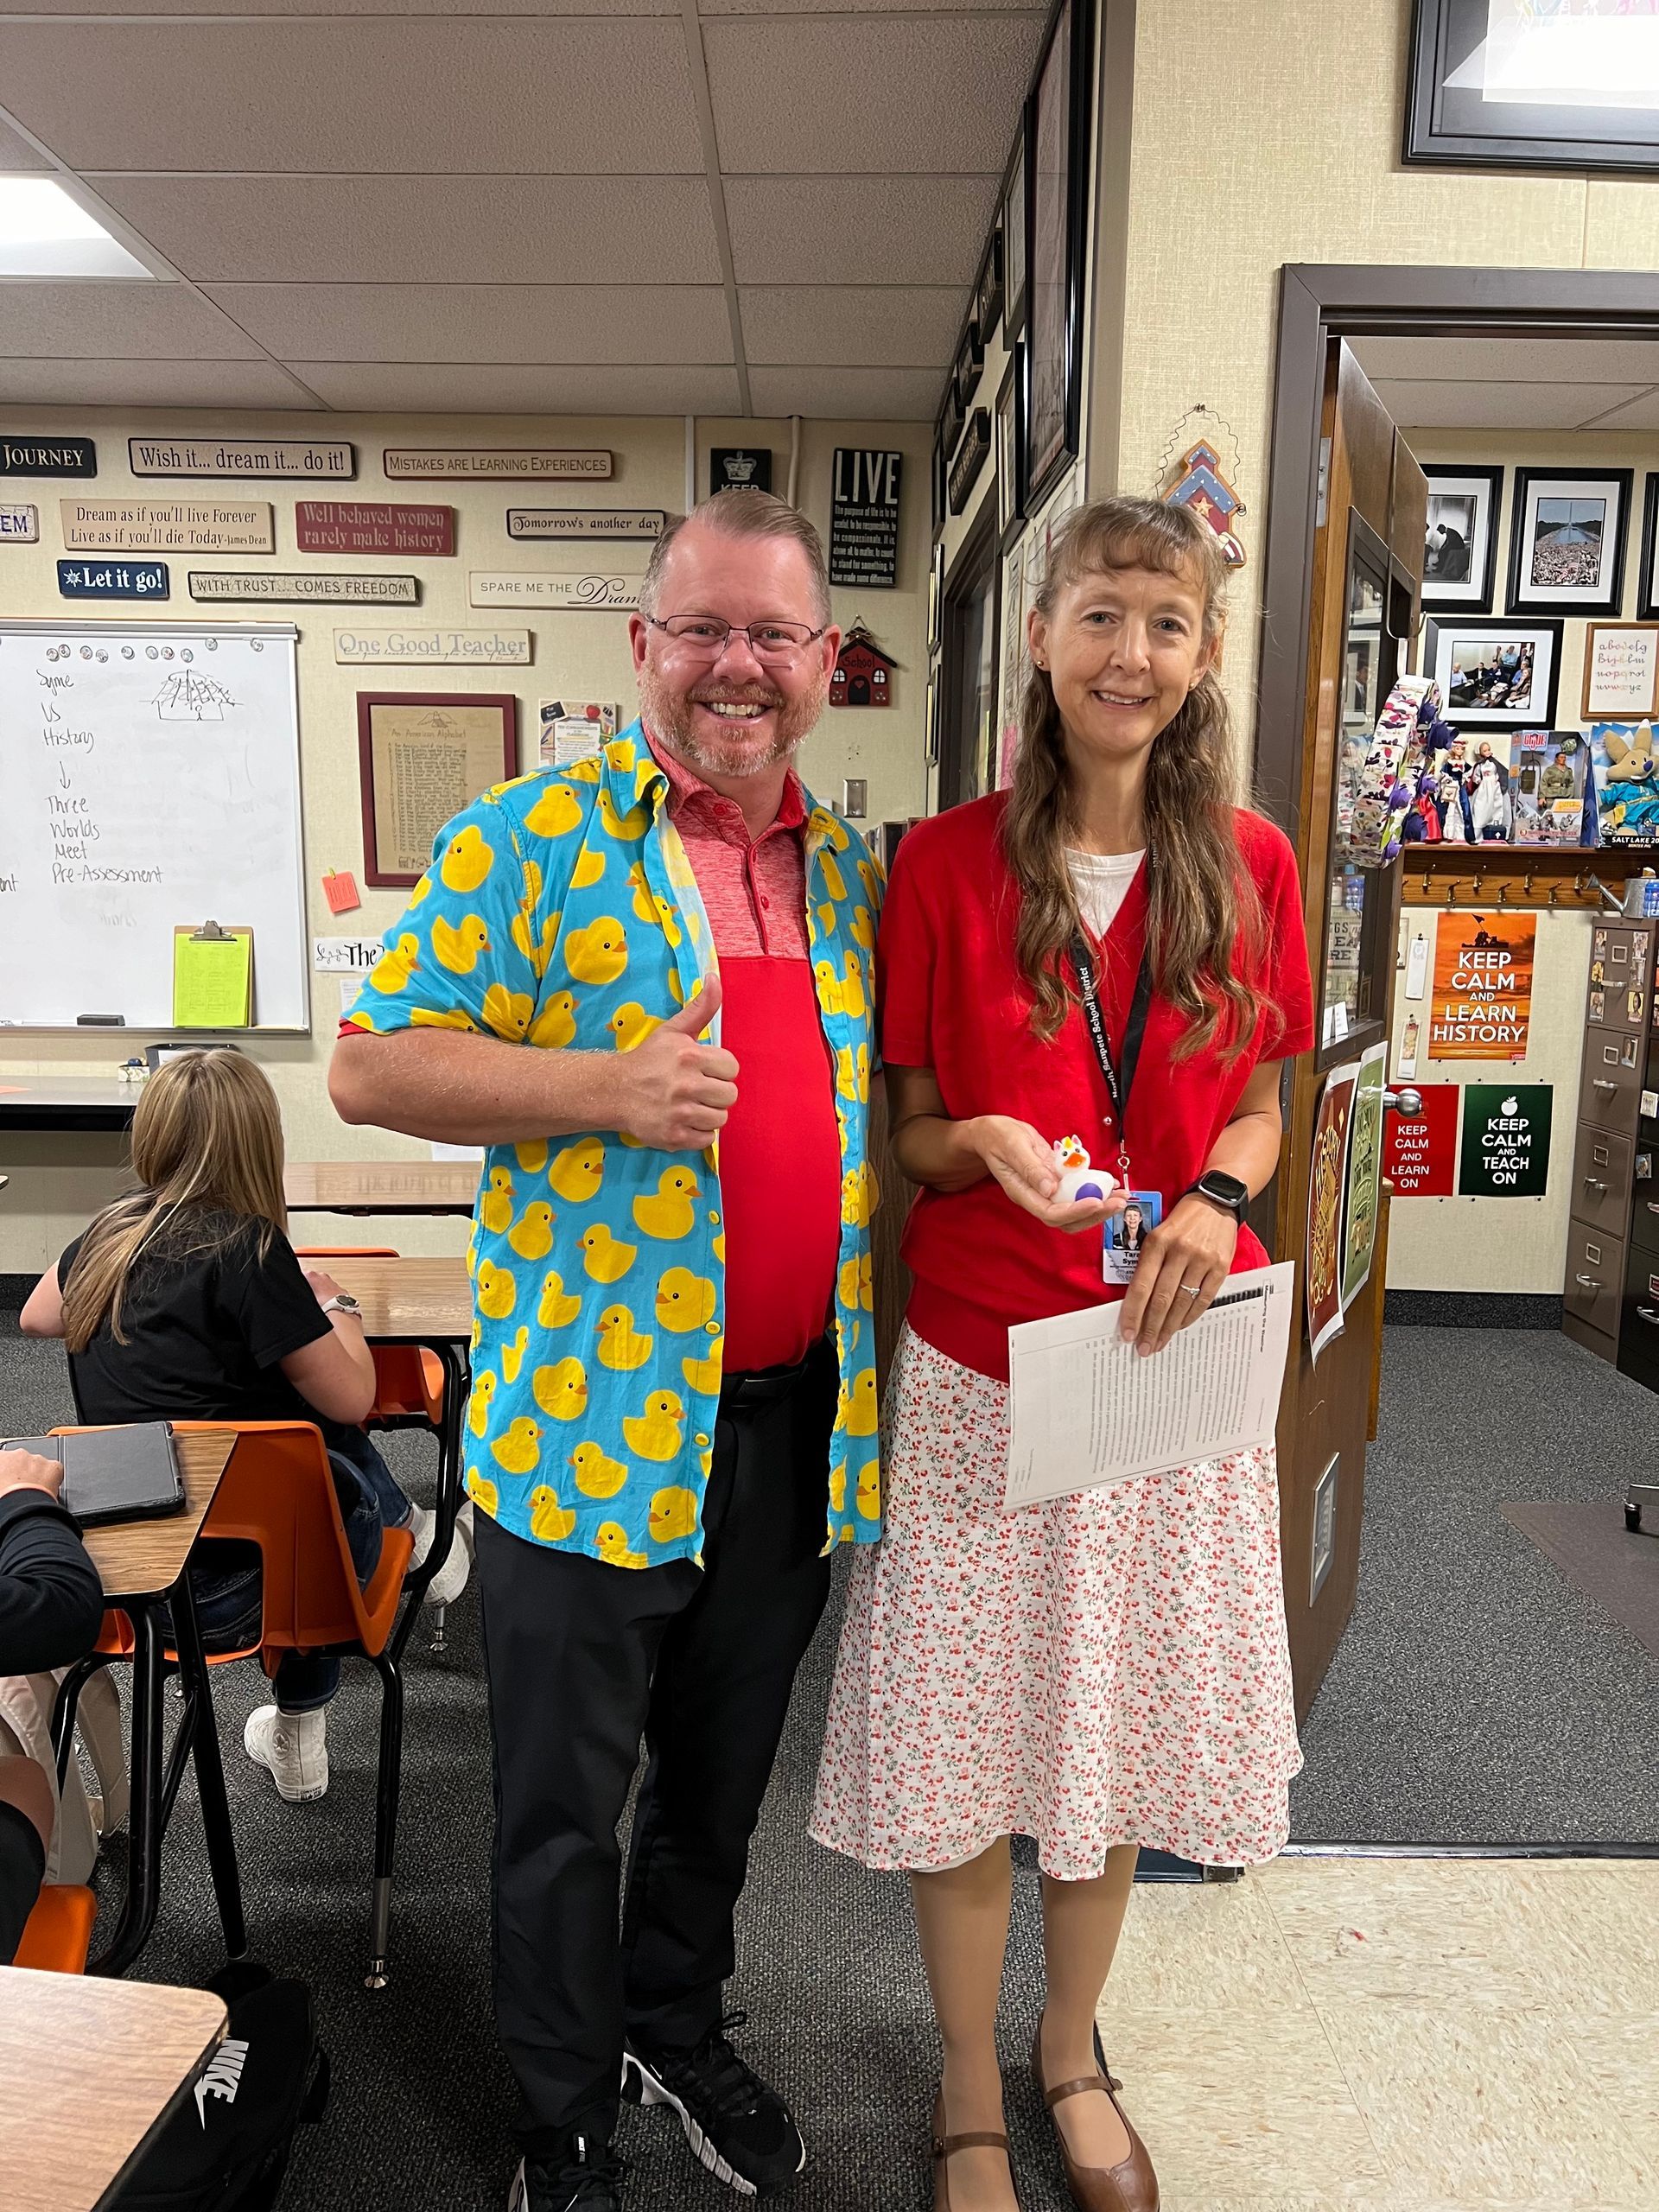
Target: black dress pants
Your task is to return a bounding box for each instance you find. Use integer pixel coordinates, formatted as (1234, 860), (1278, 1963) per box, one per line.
(476, 1335), (837, 2152)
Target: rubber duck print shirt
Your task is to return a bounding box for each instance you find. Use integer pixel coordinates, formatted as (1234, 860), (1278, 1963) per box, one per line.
(341, 725), (885, 1569)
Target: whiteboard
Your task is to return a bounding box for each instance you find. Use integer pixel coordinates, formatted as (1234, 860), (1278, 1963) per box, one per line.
(0, 621), (309, 1031)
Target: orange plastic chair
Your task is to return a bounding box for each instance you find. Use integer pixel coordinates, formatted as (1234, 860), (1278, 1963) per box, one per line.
(296, 1247), (445, 1430)
(14, 1883), (97, 1973)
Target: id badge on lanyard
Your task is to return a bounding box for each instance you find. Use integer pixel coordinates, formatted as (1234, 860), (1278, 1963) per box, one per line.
(1071, 933), (1159, 1285)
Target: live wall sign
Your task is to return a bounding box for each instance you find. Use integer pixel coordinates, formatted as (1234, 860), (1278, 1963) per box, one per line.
(1, 436), (96, 478)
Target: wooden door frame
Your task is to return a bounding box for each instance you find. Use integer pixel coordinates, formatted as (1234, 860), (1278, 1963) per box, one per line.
(1257, 264), (1659, 831)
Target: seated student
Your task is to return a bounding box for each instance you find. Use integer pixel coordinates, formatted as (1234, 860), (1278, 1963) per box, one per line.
(18, 1049), (465, 1805)
(0, 1444), (105, 1962)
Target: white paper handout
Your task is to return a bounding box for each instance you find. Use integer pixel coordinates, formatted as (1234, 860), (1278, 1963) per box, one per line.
(1004, 1262), (1294, 1511)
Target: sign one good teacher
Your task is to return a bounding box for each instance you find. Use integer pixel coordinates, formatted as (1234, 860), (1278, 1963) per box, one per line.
(1428, 912), (1535, 1061)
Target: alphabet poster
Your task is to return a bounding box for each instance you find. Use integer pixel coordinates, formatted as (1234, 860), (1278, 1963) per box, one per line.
(1428, 911), (1535, 1061)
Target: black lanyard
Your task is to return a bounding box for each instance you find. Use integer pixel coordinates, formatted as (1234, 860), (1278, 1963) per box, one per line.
(1071, 932), (1153, 1178)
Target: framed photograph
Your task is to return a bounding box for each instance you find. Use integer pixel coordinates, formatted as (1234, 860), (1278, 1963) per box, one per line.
(975, 226), (1005, 349)
(1001, 126), (1027, 335)
(1405, 0), (1659, 177)
(1023, 0), (1094, 516)
(1425, 617), (1563, 728)
(357, 691), (518, 887)
(1631, 474), (1659, 621)
(1422, 464), (1503, 613)
(954, 320), (984, 416)
(1506, 467), (1632, 618)
(1584, 623), (1659, 721)
(995, 346), (1026, 552)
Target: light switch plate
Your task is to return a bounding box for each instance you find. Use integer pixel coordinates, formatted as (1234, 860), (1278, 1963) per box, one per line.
(842, 777), (868, 818)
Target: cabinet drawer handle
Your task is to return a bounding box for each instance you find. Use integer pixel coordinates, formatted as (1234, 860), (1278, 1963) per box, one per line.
(1593, 1077), (1619, 1091)
(1640, 1307), (1659, 1328)
(1584, 1176), (1609, 1192)
(1575, 1272), (1604, 1289)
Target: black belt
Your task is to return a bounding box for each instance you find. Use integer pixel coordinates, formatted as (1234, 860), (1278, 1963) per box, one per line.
(719, 1334), (831, 1408)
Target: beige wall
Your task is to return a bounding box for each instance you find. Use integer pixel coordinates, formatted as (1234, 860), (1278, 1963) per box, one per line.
(0, 404), (931, 1277)
(1106, 0), (1659, 753)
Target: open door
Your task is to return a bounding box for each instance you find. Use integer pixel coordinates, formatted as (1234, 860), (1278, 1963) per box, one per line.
(1273, 340), (1426, 1719)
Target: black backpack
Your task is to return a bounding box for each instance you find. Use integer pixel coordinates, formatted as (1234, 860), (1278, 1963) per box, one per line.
(113, 1961), (330, 2212)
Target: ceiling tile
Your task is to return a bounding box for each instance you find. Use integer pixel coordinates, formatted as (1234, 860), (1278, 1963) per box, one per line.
(1572, 387), (1659, 432)
(0, 280), (264, 359)
(204, 283), (732, 365)
(86, 175), (721, 285)
(726, 174), (999, 287)
(0, 111), (48, 168)
(0, 358), (316, 407)
(740, 285), (960, 368)
(289, 361), (742, 414)
(1352, 334), (1659, 385)
(1375, 379), (1647, 431)
(0, 20), (702, 172)
(747, 366), (942, 421)
(704, 14), (1040, 173)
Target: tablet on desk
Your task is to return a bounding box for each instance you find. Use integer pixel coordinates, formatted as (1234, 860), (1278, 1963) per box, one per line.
(1, 1422), (187, 1527)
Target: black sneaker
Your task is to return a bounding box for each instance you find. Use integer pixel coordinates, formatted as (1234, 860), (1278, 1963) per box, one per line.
(623, 2010), (805, 2196)
(507, 2135), (626, 2212)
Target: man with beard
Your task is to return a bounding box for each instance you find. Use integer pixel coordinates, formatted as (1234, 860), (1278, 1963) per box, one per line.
(329, 490), (884, 2212)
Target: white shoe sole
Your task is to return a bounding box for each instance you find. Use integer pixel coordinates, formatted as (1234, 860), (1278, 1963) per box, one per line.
(622, 2051), (805, 2198)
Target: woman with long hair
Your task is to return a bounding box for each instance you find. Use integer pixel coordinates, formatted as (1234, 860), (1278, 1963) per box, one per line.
(19, 1049), (447, 1802)
(813, 498), (1313, 2212)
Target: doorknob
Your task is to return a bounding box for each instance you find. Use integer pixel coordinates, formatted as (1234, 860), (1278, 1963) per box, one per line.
(1382, 1086), (1422, 1115)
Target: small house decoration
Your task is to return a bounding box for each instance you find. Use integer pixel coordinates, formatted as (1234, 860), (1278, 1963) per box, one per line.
(1165, 438), (1246, 568)
(830, 621), (898, 709)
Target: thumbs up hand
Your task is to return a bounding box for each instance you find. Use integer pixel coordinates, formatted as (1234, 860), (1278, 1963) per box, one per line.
(614, 974), (740, 1151)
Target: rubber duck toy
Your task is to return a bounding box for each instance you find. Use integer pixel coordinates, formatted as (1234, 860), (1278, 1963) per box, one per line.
(1051, 1136), (1117, 1205)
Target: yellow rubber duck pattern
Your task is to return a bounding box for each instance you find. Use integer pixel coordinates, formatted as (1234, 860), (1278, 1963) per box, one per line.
(341, 719), (885, 1567)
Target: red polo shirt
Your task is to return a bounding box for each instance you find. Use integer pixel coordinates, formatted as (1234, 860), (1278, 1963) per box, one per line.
(879, 791), (1314, 1382)
(648, 732), (842, 1373)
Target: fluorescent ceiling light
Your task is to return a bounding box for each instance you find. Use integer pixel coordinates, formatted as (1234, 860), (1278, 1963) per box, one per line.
(0, 175), (156, 277)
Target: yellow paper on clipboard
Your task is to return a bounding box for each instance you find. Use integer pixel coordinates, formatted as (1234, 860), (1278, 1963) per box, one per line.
(173, 927), (253, 1028)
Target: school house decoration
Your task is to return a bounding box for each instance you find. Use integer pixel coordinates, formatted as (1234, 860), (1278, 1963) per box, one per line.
(1164, 440), (1246, 569)
(830, 624), (897, 709)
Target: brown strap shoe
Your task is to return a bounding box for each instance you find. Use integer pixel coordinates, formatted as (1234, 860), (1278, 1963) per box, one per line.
(931, 2093), (1021, 2211)
(1030, 2023), (1159, 2212)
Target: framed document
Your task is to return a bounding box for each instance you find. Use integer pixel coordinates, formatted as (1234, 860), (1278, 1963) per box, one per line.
(1584, 624), (1659, 721)
(357, 691), (518, 887)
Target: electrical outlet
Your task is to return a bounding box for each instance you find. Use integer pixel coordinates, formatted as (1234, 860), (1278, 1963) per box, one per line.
(842, 777), (868, 818)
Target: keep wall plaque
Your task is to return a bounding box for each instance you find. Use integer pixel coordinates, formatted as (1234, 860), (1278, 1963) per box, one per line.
(1, 435), (96, 478)
(296, 501), (455, 556)
(334, 626), (531, 666)
(60, 498), (275, 553)
(0, 503), (40, 543)
(189, 571), (420, 605)
(384, 449), (612, 480)
(506, 509), (665, 541)
(469, 572), (639, 611)
(129, 437), (355, 480)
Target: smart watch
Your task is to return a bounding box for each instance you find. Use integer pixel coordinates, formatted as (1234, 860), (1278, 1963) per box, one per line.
(1187, 1170), (1250, 1223)
(320, 1293), (363, 1317)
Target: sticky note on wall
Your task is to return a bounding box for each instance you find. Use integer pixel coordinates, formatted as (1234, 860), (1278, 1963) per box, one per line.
(323, 870), (361, 914)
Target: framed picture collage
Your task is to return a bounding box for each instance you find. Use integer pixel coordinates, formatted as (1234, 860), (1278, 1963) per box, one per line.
(1418, 461), (1659, 851)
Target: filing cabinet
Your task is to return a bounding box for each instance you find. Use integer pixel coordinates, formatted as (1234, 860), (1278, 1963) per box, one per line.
(1563, 918), (1659, 1372)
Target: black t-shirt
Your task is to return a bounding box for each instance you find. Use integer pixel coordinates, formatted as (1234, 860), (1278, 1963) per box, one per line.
(60, 1208), (332, 1429)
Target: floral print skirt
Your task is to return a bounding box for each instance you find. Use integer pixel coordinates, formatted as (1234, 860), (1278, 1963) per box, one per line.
(810, 1325), (1303, 1880)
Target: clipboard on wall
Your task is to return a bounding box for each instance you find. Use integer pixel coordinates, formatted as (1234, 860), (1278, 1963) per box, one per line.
(172, 920), (255, 1028)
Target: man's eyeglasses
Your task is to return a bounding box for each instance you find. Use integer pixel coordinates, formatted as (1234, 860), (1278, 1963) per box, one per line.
(647, 614), (826, 664)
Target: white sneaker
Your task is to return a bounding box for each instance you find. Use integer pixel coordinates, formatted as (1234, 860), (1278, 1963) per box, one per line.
(243, 1704), (329, 1802)
(408, 1502), (473, 1609)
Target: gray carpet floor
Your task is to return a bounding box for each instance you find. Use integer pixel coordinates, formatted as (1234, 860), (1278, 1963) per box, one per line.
(2, 1319), (1656, 2209)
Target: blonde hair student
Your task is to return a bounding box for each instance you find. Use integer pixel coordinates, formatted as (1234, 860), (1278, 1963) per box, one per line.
(21, 1049), (461, 1803)
(811, 497), (1316, 2212)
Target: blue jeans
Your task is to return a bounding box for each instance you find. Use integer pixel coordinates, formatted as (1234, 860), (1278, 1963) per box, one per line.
(169, 1430), (410, 1713)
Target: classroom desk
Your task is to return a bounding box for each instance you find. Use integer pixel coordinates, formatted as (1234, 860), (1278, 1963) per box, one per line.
(0, 1966), (227, 2212)
(319, 1254), (472, 1983)
(52, 1428), (246, 1980)
(284, 1160), (480, 1217)
(0, 1078), (137, 1133)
